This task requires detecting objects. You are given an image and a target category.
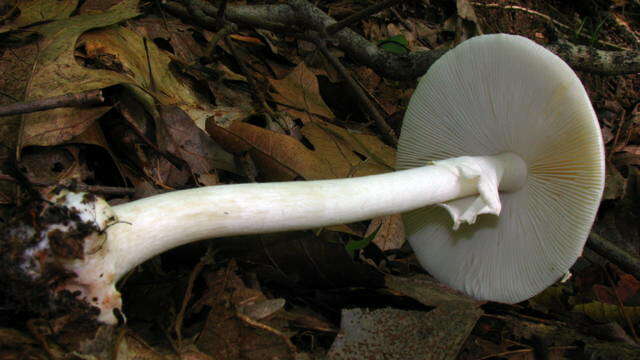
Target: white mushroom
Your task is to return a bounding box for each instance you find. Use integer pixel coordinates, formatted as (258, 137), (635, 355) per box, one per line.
(398, 34), (605, 303)
(0, 34), (605, 325)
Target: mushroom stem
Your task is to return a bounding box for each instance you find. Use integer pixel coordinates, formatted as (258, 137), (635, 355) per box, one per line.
(107, 152), (527, 279)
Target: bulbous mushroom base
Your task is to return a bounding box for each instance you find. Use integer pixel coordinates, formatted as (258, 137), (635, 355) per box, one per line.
(0, 188), (123, 326)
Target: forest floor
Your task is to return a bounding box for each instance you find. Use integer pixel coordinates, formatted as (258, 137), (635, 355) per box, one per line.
(1, 0), (640, 359)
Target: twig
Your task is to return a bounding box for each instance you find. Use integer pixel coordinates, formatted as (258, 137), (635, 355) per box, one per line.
(0, 174), (135, 196)
(236, 310), (298, 355)
(326, 0), (404, 36)
(587, 232), (640, 282)
(163, 0), (640, 78)
(171, 0), (291, 32)
(477, 346), (577, 360)
(471, 2), (630, 51)
(609, 13), (640, 47)
(163, 0), (445, 80)
(186, 0), (208, 22)
(215, 0), (228, 30)
(391, 7), (415, 33)
(205, 22), (238, 58)
(312, 37), (398, 146)
(547, 40), (640, 75)
(0, 89), (105, 117)
(603, 265), (639, 342)
(153, 0), (171, 32)
(163, 0), (640, 80)
(225, 36), (273, 115)
(174, 246), (214, 345)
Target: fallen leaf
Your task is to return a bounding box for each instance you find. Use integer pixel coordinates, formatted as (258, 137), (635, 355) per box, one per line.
(0, 0), (78, 33)
(268, 62), (335, 121)
(573, 301), (640, 324)
(195, 261), (292, 360)
(207, 119), (394, 181)
(17, 0), (140, 148)
(156, 105), (236, 174)
(366, 214), (406, 252)
(329, 305), (480, 360)
(454, 0), (482, 41)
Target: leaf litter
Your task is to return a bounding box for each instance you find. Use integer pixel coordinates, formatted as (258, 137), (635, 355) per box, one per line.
(0, 0), (640, 359)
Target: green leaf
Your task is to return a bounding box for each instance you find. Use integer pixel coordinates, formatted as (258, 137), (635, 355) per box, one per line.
(378, 35), (409, 54)
(345, 223), (382, 257)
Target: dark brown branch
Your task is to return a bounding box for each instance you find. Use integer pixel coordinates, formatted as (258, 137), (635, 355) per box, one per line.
(313, 37), (398, 146)
(325, 0), (404, 36)
(164, 0), (640, 79)
(166, 0), (445, 80)
(547, 41), (640, 76)
(177, 0), (293, 32)
(0, 89), (105, 117)
(587, 232), (640, 281)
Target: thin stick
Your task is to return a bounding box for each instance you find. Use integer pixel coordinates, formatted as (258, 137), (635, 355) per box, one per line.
(205, 22), (237, 58)
(0, 89), (105, 117)
(477, 346), (577, 360)
(587, 232), (640, 282)
(603, 265), (639, 342)
(0, 174), (135, 196)
(471, 2), (629, 51)
(215, 0), (229, 30)
(312, 37), (398, 146)
(326, 0), (404, 36)
(236, 310), (298, 354)
(174, 246), (214, 345)
(225, 37), (274, 115)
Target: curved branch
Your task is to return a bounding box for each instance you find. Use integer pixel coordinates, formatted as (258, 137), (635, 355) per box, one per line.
(166, 0), (640, 80)
(547, 41), (640, 76)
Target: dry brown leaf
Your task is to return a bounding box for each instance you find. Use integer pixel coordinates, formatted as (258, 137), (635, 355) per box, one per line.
(156, 105), (236, 174)
(16, 1), (139, 148)
(0, 0), (77, 33)
(366, 214), (406, 252)
(603, 160), (626, 200)
(204, 63), (254, 108)
(207, 119), (327, 180)
(623, 145), (640, 155)
(79, 26), (203, 107)
(128, 16), (213, 63)
(207, 119), (394, 181)
(78, 0), (126, 14)
(329, 305), (481, 360)
(302, 121), (395, 176)
(454, 0), (482, 41)
(268, 62), (335, 121)
(195, 262), (291, 360)
(573, 301), (640, 324)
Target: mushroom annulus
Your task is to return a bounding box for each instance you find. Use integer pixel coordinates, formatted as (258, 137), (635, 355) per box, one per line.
(0, 34), (604, 325)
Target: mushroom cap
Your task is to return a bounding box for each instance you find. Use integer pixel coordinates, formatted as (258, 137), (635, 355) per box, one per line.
(397, 34), (605, 303)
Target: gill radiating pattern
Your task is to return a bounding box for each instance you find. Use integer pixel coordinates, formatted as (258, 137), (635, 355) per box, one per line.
(396, 34), (605, 302)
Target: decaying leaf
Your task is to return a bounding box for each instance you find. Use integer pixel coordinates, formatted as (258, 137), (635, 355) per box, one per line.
(573, 301), (640, 324)
(366, 214), (406, 252)
(207, 119), (394, 181)
(329, 307), (471, 360)
(268, 62), (335, 121)
(156, 105), (236, 175)
(0, 0), (78, 33)
(346, 274), (484, 360)
(17, 0), (140, 148)
(194, 261), (292, 360)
